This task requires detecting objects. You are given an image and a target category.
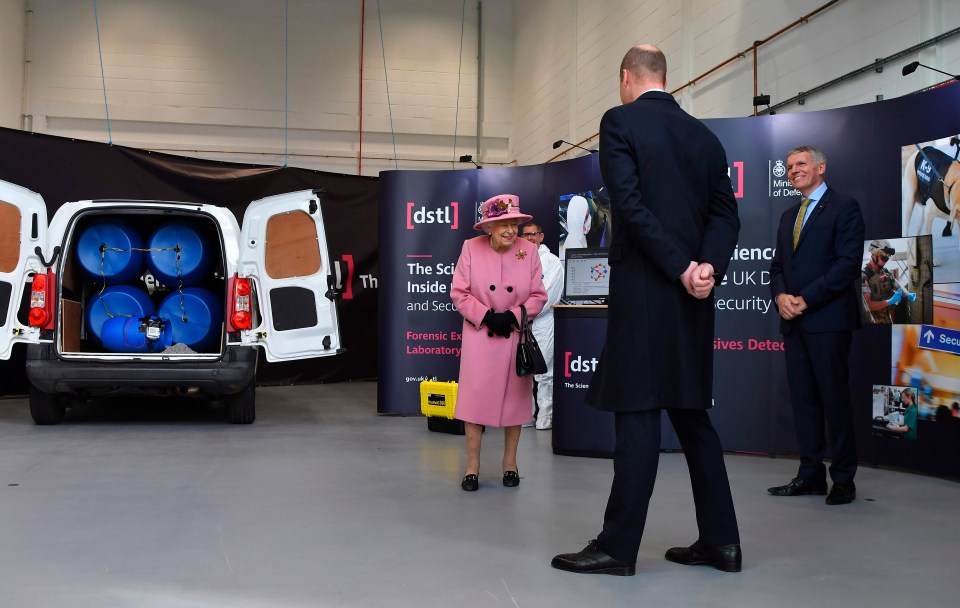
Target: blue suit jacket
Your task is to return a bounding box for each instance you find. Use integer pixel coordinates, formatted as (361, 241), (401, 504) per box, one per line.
(769, 187), (865, 334)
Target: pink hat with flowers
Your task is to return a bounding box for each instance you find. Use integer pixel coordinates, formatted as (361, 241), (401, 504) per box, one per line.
(473, 194), (533, 230)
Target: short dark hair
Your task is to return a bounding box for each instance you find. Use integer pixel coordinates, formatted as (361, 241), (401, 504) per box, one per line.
(521, 221), (541, 233)
(620, 45), (666, 83)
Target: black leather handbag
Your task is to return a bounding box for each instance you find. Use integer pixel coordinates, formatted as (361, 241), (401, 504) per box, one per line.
(516, 305), (548, 377)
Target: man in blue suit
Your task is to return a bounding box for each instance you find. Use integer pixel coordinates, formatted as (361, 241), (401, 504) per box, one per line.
(768, 146), (865, 506)
(551, 44), (741, 576)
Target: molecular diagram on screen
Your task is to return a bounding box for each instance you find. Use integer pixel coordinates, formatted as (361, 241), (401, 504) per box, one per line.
(590, 263), (609, 282)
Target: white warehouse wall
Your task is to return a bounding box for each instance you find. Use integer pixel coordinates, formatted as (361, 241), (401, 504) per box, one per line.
(0, 0), (26, 129)
(19, 0), (512, 176)
(517, 0), (960, 166)
(7, 1), (960, 174)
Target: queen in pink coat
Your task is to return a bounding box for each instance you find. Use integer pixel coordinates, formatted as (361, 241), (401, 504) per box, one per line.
(451, 194), (548, 492)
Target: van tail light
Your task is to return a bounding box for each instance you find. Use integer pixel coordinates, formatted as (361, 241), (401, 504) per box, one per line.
(29, 271), (55, 329)
(28, 308), (48, 326)
(229, 275), (252, 331)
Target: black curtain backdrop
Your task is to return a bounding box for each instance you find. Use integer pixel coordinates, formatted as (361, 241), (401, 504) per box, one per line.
(0, 127), (378, 394)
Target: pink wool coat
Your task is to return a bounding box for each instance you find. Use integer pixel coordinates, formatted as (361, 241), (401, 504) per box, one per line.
(451, 235), (548, 427)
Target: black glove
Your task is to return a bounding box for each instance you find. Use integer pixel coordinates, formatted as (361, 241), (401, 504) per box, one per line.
(482, 310), (517, 338)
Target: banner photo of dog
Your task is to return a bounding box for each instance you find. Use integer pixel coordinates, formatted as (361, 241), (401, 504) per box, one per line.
(872, 384), (919, 441)
(558, 190), (609, 261)
(902, 136), (960, 283)
(891, 324), (960, 424)
(861, 236), (933, 325)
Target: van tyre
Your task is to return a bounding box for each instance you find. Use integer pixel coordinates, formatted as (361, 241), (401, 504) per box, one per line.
(29, 386), (67, 425)
(227, 382), (256, 424)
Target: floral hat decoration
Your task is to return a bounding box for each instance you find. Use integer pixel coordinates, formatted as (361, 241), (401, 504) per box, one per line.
(473, 194), (533, 230)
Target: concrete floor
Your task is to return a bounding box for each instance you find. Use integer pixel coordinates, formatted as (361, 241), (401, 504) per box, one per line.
(1, 382), (958, 608)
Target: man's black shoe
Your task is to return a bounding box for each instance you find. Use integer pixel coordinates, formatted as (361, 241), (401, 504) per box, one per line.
(665, 540), (742, 573)
(551, 540), (636, 576)
(767, 477), (828, 496)
(826, 482), (856, 505)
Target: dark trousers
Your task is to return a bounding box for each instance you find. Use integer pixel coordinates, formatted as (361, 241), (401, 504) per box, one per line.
(783, 328), (856, 484)
(596, 408), (740, 565)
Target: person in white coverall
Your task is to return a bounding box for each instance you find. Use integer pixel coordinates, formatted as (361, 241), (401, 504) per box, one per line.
(521, 221), (565, 430)
(561, 195), (592, 261)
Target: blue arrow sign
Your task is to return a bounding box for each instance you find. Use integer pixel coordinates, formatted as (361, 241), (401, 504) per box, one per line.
(918, 325), (960, 356)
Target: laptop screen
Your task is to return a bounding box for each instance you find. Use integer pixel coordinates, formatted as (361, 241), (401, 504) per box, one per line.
(562, 248), (611, 302)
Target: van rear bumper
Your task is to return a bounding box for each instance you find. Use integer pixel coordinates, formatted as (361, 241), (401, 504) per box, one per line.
(25, 344), (258, 396)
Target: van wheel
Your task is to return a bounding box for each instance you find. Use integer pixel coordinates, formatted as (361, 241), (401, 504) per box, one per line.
(227, 382), (256, 424)
(29, 387), (67, 425)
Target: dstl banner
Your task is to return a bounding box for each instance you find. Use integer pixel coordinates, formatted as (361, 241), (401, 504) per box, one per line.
(379, 83), (960, 478)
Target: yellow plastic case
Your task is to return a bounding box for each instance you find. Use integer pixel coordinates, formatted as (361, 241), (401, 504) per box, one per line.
(419, 380), (458, 419)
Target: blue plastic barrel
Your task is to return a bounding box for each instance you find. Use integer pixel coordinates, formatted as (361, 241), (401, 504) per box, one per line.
(158, 287), (223, 351)
(100, 315), (174, 353)
(77, 219), (145, 283)
(86, 285), (156, 343)
(146, 222), (213, 287)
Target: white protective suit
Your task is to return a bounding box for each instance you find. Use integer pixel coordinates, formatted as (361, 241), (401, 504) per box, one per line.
(532, 243), (565, 429)
(561, 195), (591, 261)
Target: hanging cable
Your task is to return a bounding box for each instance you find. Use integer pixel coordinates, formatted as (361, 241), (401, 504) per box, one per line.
(376, 0), (398, 170)
(452, 0), (467, 168)
(358, 0), (366, 175)
(283, 0), (289, 167)
(92, 0), (112, 145)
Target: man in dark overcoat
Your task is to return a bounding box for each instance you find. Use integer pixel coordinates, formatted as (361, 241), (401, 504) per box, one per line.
(551, 44), (742, 576)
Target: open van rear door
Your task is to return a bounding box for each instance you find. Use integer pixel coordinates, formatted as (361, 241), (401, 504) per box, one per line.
(239, 189), (343, 362)
(0, 180), (48, 360)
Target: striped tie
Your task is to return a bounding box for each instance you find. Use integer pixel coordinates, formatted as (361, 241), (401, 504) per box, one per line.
(792, 198), (811, 249)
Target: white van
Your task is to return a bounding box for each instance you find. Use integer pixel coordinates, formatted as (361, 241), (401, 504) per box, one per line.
(0, 179), (343, 424)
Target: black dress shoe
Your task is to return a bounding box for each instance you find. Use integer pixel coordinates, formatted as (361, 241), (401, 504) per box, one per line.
(767, 477), (828, 496)
(461, 474), (479, 492)
(551, 540), (636, 576)
(826, 482), (856, 505)
(503, 470), (519, 487)
(665, 540), (742, 573)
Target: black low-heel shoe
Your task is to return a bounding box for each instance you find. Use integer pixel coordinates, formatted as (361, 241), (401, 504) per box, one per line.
(461, 474), (479, 491)
(502, 470), (520, 487)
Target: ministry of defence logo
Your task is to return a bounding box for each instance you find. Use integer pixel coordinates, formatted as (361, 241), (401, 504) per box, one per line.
(769, 159), (800, 197)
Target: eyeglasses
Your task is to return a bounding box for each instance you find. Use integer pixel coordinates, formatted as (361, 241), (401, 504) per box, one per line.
(520, 231), (542, 238)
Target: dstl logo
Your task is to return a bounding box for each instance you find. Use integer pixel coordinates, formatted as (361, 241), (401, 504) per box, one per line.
(727, 161), (744, 198)
(332, 255), (377, 300)
(564, 351), (599, 378)
(406, 201), (459, 230)
(331, 255), (355, 300)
